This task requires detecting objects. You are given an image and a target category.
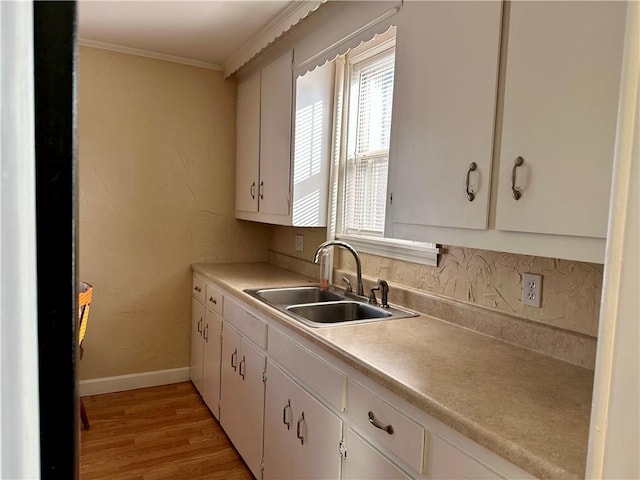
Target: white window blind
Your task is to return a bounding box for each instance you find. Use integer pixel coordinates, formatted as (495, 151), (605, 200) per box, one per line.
(343, 52), (395, 236)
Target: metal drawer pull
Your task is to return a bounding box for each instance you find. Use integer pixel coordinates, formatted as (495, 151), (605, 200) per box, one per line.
(368, 411), (394, 435)
(231, 349), (238, 371)
(250, 182), (256, 199)
(511, 156), (524, 200)
(203, 323), (208, 342)
(197, 317), (203, 334)
(239, 356), (246, 380)
(466, 162), (477, 201)
(283, 399), (292, 430)
(259, 181), (264, 200)
(296, 412), (306, 445)
(208, 296), (217, 304)
(194, 285), (202, 293)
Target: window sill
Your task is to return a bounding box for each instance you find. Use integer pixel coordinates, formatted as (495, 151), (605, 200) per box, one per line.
(335, 234), (440, 267)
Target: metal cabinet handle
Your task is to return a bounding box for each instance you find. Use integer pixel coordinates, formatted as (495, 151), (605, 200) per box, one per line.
(194, 285), (202, 293)
(231, 349), (238, 372)
(283, 399), (292, 430)
(368, 411), (394, 435)
(250, 182), (256, 199)
(466, 162), (477, 202)
(203, 323), (209, 342)
(208, 296), (217, 304)
(239, 356), (246, 380)
(259, 181), (264, 200)
(197, 316), (203, 334)
(296, 412), (306, 445)
(511, 156), (524, 200)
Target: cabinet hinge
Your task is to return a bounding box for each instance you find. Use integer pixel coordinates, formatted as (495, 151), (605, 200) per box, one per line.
(260, 461), (265, 473)
(262, 371), (267, 383)
(339, 439), (347, 459)
(390, 192), (393, 205)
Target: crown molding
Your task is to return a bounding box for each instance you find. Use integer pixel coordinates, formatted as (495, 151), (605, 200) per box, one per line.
(222, 0), (325, 77)
(78, 38), (223, 71)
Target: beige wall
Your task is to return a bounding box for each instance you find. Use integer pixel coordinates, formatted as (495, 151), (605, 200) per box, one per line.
(269, 227), (603, 337)
(269, 226), (327, 261)
(78, 46), (269, 380)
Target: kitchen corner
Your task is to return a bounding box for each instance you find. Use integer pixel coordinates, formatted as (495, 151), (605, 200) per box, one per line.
(192, 260), (594, 479)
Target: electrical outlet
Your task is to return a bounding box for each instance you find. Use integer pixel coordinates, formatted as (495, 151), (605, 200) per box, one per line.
(295, 234), (304, 252)
(522, 273), (542, 307)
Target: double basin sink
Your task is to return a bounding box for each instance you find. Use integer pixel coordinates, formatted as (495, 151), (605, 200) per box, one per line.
(244, 286), (418, 328)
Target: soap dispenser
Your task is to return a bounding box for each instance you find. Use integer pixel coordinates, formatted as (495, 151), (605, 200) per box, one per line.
(319, 249), (330, 290)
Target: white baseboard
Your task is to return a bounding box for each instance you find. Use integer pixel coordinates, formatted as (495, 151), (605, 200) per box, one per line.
(79, 367), (190, 397)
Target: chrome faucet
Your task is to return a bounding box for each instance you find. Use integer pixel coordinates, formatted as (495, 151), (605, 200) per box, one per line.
(369, 279), (390, 308)
(313, 240), (364, 296)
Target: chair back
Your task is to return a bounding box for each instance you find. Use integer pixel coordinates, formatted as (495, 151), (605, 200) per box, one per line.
(78, 282), (93, 346)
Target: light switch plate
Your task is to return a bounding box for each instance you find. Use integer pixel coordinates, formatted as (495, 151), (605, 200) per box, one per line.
(522, 273), (542, 307)
(295, 234), (304, 252)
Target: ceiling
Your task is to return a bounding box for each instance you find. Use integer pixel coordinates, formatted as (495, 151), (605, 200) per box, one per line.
(77, 1), (295, 70)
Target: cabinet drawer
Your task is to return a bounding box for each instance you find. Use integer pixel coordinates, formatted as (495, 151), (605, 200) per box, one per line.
(269, 328), (345, 411)
(224, 297), (267, 350)
(192, 275), (206, 304)
(205, 283), (223, 316)
(348, 380), (426, 474)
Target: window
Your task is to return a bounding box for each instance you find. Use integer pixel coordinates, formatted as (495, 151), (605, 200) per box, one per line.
(341, 37), (394, 237)
(330, 28), (439, 266)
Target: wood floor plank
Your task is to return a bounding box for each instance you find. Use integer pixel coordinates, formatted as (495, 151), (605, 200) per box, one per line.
(80, 382), (253, 480)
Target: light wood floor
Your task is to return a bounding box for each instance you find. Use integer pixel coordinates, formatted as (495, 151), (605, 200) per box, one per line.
(80, 382), (253, 480)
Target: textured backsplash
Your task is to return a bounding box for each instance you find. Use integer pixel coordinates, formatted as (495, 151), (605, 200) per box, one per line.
(336, 246), (603, 338)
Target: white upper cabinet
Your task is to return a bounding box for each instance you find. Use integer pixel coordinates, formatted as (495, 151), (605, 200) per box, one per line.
(236, 72), (261, 214)
(235, 50), (333, 226)
(259, 51), (294, 216)
(236, 50), (293, 221)
(495, 1), (627, 238)
(387, 1), (503, 230)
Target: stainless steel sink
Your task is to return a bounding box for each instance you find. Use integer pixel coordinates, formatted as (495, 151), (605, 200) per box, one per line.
(287, 301), (392, 324)
(247, 286), (344, 305)
(244, 286), (418, 328)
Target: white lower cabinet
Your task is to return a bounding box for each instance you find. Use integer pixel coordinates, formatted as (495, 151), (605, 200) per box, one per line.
(342, 428), (411, 480)
(220, 324), (266, 479)
(190, 277), (223, 418)
(190, 299), (205, 395)
(263, 360), (343, 480)
(192, 282), (537, 479)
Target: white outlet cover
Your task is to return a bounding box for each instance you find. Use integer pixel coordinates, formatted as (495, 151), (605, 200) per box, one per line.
(522, 273), (542, 308)
(295, 234), (304, 252)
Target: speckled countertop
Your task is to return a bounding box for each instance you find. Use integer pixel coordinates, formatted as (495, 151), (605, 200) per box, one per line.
(192, 262), (594, 480)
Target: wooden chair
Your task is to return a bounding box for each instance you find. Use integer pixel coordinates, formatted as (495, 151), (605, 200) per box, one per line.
(79, 282), (93, 429)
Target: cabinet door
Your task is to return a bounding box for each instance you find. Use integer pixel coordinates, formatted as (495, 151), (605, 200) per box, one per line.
(190, 300), (205, 395)
(220, 325), (242, 437)
(387, 2), (502, 231)
(264, 360), (342, 480)
(221, 325), (266, 479)
(259, 50), (293, 216)
(236, 339), (267, 478)
(495, 1), (626, 238)
(292, 376), (343, 480)
(236, 71), (260, 214)
(263, 361), (297, 480)
(202, 310), (222, 419)
(342, 428), (411, 480)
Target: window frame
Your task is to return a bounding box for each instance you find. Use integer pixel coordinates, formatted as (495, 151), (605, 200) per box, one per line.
(328, 27), (440, 267)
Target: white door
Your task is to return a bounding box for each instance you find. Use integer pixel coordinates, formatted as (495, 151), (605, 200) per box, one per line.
(291, 376), (343, 480)
(236, 71), (260, 214)
(387, 1), (502, 231)
(342, 428), (411, 480)
(263, 361), (297, 480)
(259, 50), (293, 216)
(202, 310), (222, 419)
(190, 300), (205, 395)
(495, 1), (627, 237)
